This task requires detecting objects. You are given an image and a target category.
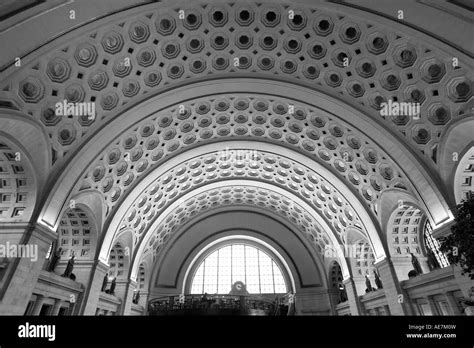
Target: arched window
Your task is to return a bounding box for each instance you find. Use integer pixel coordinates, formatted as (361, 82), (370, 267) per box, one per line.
(423, 220), (449, 268)
(190, 243), (288, 294)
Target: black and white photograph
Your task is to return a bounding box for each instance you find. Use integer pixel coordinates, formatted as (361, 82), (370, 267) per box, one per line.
(0, 0), (472, 346)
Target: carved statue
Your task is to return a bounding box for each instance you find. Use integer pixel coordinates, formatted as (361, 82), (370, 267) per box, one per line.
(365, 274), (373, 292)
(61, 253), (75, 278)
(101, 274), (108, 292)
(373, 269), (383, 289)
(109, 277), (116, 295)
(287, 292), (296, 316)
(133, 290), (141, 304)
(410, 252), (423, 275)
(48, 247), (62, 272)
(426, 248), (440, 271)
(338, 282), (348, 303)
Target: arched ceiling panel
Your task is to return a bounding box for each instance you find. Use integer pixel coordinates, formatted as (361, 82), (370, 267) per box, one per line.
(0, 0), (471, 172)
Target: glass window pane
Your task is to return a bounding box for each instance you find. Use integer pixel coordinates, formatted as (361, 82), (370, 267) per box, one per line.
(424, 221), (449, 268)
(190, 243), (288, 294)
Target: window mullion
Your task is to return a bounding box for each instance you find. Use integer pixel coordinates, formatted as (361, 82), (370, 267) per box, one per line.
(191, 243), (288, 296)
(257, 250), (261, 294)
(202, 259), (206, 294)
(216, 249), (220, 294)
(272, 261), (275, 294)
(244, 245), (247, 288)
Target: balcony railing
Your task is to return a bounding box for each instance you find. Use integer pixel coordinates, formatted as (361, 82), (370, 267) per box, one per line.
(148, 294), (293, 316)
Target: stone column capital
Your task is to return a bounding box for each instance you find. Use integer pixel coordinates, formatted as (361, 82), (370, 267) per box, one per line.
(31, 222), (57, 244)
(374, 257), (390, 268)
(128, 279), (138, 288)
(95, 260), (109, 274)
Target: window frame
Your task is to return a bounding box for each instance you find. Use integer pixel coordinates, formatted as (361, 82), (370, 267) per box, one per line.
(186, 238), (291, 295)
(423, 219), (450, 268)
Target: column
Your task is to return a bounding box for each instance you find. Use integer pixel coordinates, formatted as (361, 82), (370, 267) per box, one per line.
(327, 288), (340, 314)
(426, 296), (439, 315)
(295, 288), (332, 315)
(139, 290), (149, 309)
(417, 256), (431, 274)
(444, 291), (462, 315)
(343, 278), (363, 315)
(113, 278), (129, 301)
(31, 295), (45, 316)
(374, 258), (411, 315)
(352, 275), (367, 296)
(0, 223), (56, 315)
(121, 279), (137, 315)
(51, 299), (62, 316)
(82, 260), (109, 315)
(70, 290), (83, 315)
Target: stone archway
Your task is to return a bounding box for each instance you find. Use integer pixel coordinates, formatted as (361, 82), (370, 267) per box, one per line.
(0, 0), (471, 317)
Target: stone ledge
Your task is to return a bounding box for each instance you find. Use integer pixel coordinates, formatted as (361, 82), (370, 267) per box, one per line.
(99, 292), (122, 306)
(335, 301), (350, 310)
(299, 309), (331, 315)
(359, 289), (385, 303)
(400, 267), (454, 290)
(38, 270), (84, 294)
(432, 220), (455, 239)
(131, 303), (144, 314)
(131, 303), (144, 310)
